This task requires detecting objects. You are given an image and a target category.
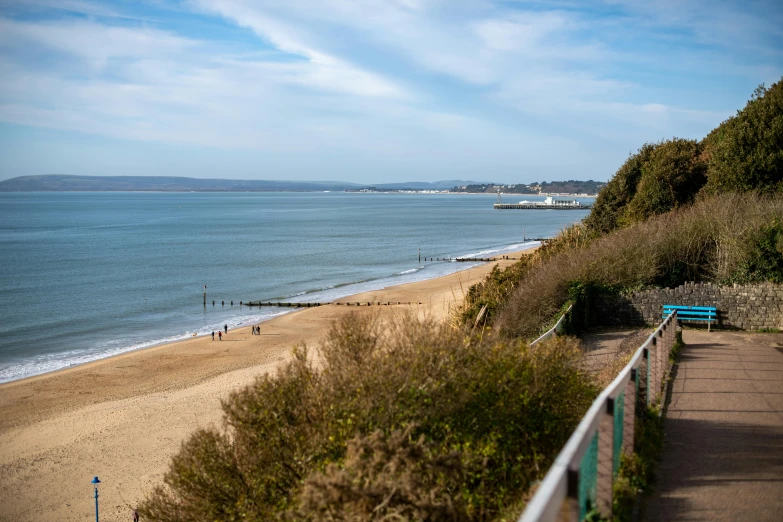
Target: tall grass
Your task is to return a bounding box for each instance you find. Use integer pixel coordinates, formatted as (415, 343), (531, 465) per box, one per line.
(461, 223), (599, 327)
(496, 193), (783, 338)
(140, 312), (596, 521)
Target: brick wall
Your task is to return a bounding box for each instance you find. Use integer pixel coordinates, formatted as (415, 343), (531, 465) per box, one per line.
(591, 282), (783, 330)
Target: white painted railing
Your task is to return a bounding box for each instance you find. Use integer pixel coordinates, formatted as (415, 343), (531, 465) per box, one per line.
(530, 305), (573, 346)
(520, 311), (677, 521)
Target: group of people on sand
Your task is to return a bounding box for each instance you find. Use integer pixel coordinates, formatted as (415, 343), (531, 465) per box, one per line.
(211, 324), (229, 341)
(208, 324), (261, 339)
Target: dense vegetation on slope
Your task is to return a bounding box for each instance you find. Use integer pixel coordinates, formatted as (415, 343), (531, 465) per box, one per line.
(497, 193), (783, 338)
(584, 139), (707, 233)
(585, 79), (782, 234)
(140, 315), (595, 521)
(702, 82), (783, 195)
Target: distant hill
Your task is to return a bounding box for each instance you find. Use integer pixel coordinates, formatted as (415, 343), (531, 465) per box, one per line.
(0, 175), (601, 194)
(0, 175), (360, 192)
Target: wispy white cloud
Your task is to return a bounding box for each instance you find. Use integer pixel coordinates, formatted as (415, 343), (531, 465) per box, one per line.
(0, 0), (780, 182)
(189, 0), (409, 98)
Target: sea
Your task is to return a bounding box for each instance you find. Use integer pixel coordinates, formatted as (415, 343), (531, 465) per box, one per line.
(0, 192), (591, 383)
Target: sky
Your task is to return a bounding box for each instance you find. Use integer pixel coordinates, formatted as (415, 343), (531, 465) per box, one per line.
(0, 0), (781, 184)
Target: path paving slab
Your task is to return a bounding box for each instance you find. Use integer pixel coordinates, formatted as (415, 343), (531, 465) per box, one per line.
(644, 330), (783, 521)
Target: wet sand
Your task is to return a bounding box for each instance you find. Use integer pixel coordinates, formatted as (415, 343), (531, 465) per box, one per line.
(0, 253), (528, 522)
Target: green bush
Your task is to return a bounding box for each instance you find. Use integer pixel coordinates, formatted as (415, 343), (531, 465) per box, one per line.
(702, 79), (783, 195)
(728, 221), (783, 284)
(140, 313), (597, 521)
(622, 139), (707, 225)
(584, 143), (656, 234)
(585, 139), (707, 234)
(585, 78), (782, 236)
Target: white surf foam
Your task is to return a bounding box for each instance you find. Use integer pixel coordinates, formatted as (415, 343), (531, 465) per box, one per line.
(0, 308), (294, 384)
(0, 241), (541, 384)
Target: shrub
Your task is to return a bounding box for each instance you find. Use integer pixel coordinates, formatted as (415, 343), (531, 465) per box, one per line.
(461, 257), (534, 327)
(585, 143), (656, 234)
(461, 223), (599, 328)
(585, 78), (783, 235)
(495, 193), (783, 339)
(291, 426), (471, 521)
(140, 313), (597, 521)
(621, 139), (707, 225)
(702, 79), (783, 195)
(585, 139), (707, 234)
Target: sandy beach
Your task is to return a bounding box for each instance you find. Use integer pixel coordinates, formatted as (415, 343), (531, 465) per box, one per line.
(0, 253), (528, 522)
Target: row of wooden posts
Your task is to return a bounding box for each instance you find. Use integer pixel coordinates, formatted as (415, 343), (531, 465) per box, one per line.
(203, 251), (529, 307)
(431, 256), (519, 262)
(207, 300), (422, 307)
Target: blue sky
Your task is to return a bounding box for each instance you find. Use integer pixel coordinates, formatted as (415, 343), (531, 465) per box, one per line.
(0, 0), (781, 184)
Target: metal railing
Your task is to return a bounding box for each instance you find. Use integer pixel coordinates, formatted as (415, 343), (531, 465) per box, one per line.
(520, 311), (677, 521)
(530, 305), (573, 346)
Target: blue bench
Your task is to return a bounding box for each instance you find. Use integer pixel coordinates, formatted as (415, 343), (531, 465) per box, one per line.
(663, 304), (717, 331)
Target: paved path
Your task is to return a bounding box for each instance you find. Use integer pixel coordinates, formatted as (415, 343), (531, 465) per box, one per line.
(644, 330), (783, 521)
(578, 328), (648, 374)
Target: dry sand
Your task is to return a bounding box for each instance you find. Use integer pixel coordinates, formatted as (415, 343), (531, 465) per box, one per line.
(0, 252), (528, 522)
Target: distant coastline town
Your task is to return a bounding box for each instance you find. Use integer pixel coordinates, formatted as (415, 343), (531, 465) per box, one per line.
(346, 180), (604, 196)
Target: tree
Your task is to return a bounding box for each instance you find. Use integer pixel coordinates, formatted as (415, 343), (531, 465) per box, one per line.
(702, 79), (783, 194)
(584, 143), (655, 233)
(622, 139), (707, 224)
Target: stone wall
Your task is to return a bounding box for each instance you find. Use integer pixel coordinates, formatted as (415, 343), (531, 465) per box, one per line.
(591, 282), (783, 330)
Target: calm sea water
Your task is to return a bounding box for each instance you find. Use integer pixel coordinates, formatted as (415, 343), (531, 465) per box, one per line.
(0, 192), (590, 383)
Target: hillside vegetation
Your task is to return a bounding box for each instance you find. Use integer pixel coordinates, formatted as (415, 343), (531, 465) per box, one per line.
(140, 315), (595, 521)
(141, 79), (782, 521)
(585, 79), (782, 234)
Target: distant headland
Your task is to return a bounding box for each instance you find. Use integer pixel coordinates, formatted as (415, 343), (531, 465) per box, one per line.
(0, 175), (603, 195)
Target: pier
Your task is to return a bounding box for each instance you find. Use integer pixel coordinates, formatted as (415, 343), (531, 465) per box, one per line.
(493, 203), (590, 210)
(493, 193), (591, 210)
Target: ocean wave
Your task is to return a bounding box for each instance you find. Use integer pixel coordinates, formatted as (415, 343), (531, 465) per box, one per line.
(0, 241), (541, 384)
(459, 241), (539, 259)
(0, 308), (293, 384)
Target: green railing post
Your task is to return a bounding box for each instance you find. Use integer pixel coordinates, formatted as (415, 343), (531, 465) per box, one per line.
(597, 397), (614, 518)
(624, 369), (637, 455)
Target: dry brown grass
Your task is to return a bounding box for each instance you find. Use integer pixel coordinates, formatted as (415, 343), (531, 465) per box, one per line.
(495, 193), (783, 339)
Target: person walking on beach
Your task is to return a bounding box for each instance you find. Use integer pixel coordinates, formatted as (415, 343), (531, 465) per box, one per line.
(211, 331), (215, 341)
(224, 324), (228, 335)
(218, 331), (222, 340)
(132, 509), (140, 522)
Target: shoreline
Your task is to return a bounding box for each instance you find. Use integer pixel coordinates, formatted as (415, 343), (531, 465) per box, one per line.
(0, 242), (538, 387)
(0, 248), (534, 522)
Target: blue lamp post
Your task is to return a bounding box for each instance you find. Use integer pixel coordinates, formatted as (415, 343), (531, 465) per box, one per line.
(91, 476), (101, 522)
